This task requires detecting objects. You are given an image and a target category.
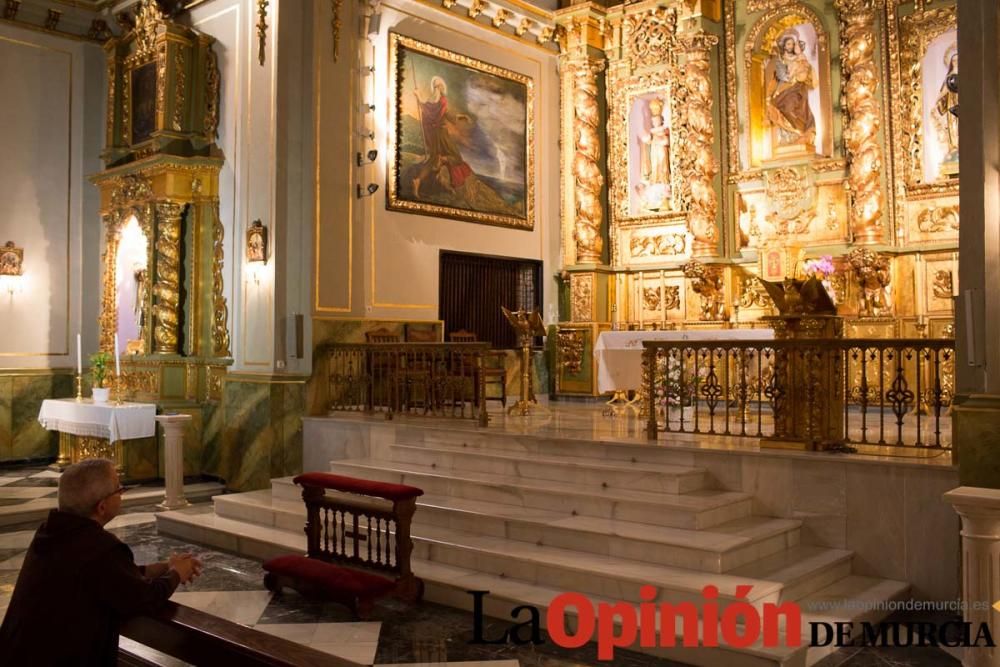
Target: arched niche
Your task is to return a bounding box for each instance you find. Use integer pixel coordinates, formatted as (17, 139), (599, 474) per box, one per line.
(101, 204), (156, 357)
(745, 5), (834, 166)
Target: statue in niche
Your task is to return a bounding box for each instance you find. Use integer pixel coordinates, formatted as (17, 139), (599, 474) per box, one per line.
(637, 97), (670, 210)
(934, 44), (959, 172)
(128, 266), (148, 354)
(848, 248), (892, 318)
(766, 30), (817, 149)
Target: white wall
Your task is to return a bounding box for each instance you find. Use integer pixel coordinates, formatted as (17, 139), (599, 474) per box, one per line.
(313, 0), (561, 325)
(0, 24), (103, 369)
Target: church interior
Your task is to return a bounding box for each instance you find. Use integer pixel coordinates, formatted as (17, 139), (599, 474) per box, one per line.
(1, 0), (999, 664)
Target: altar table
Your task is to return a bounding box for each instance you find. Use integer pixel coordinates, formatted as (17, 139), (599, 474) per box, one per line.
(38, 398), (158, 479)
(594, 329), (775, 394)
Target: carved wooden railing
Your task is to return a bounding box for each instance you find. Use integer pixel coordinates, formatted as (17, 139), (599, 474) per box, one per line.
(643, 338), (955, 450)
(326, 342), (489, 426)
(119, 599), (363, 666)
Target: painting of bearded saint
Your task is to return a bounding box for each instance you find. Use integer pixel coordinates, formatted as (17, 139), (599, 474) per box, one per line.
(765, 29), (818, 154)
(391, 37), (531, 228)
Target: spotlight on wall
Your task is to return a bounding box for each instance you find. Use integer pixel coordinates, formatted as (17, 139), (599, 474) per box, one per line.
(0, 241), (24, 297)
(356, 149), (379, 166)
(357, 183), (379, 198)
(366, 11), (382, 41)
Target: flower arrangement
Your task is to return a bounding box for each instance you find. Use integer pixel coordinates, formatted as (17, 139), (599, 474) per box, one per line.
(803, 255), (836, 280)
(90, 351), (111, 389)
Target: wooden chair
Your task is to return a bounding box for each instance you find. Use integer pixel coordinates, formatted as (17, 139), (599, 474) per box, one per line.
(447, 331), (507, 407)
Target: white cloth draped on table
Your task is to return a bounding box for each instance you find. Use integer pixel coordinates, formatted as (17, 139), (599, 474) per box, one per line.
(38, 399), (157, 443)
(593, 329), (776, 394)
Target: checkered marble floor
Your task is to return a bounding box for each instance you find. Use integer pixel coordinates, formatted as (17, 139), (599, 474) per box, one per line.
(0, 465), (961, 667)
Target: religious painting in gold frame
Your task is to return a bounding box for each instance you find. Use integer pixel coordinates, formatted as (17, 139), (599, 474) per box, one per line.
(892, 4), (958, 189)
(745, 5), (834, 167)
(0, 241), (23, 277)
(387, 33), (535, 231)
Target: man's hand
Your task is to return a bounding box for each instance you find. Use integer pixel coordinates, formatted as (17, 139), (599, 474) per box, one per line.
(168, 553), (203, 585)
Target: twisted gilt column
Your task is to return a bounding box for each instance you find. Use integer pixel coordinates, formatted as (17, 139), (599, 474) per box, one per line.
(836, 0), (884, 244)
(154, 201), (183, 354)
(572, 60), (605, 265)
(682, 33), (719, 258)
(210, 200), (231, 357)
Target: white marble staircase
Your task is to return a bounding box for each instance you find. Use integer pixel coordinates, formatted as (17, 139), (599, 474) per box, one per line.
(156, 430), (910, 667)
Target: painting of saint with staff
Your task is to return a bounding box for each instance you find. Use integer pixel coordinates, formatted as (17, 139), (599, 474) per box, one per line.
(389, 34), (534, 230)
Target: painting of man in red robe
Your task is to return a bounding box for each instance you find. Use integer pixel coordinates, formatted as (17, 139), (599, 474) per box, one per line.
(391, 37), (531, 228)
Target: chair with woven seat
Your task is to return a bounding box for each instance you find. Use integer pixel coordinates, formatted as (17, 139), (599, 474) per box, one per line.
(447, 330), (507, 407)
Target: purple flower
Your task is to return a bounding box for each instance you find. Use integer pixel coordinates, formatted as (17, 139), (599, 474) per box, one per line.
(804, 255), (835, 278)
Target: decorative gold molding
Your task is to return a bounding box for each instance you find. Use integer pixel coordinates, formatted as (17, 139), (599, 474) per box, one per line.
(892, 5), (958, 192)
(153, 202), (182, 354)
(836, 0), (885, 244)
(211, 200), (231, 357)
(556, 329), (584, 374)
(257, 0), (268, 66)
(932, 269), (953, 299)
(916, 204), (959, 233)
(332, 0), (344, 62)
(493, 8), (511, 28)
(204, 47), (220, 140)
(469, 0), (488, 20)
(738, 274), (771, 309)
(571, 273), (594, 322)
(629, 232), (685, 258)
(681, 32), (719, 257)
(571, 59), (606, 264)
(172, 48), (185, 131)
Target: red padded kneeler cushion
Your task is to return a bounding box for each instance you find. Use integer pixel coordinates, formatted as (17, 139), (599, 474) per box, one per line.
(263, 555), (396, 598)
(293, 472), (424, 502)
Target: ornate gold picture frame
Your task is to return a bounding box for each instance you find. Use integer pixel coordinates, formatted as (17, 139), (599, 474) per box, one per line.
(744, 4), (834, 167)
(0, 241), (23, 277)
(387, 33), (535, 230)
(892, 4), (958, 192)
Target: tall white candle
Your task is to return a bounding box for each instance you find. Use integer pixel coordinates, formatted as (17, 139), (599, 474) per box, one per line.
(76, 333), (82, 374)
(114, 334), (120, 377)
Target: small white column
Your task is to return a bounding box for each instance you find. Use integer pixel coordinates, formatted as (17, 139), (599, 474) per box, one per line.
(156, 414), (192, 511)
(944, 486), (1000, 667)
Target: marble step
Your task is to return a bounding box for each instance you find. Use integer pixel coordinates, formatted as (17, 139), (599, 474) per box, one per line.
(212, 488), (846, 606)
(302, 459), (753, 530)
(156, 507), (906, 666)
(385, 443), (709, 494)
(390, 425), (707, 468)
(216, 486), (801, 573)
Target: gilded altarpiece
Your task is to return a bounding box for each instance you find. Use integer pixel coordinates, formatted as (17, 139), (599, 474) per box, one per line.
(83, 0), (231, 478)
(552, 0), (957, 397)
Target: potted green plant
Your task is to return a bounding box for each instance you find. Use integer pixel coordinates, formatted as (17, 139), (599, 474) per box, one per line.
(90, 351), (111, 403)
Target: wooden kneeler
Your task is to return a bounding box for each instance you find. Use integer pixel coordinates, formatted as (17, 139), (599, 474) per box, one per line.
(263, 472), (424, 619)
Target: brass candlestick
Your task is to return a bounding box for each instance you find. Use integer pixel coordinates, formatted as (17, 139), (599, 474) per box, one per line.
(75, 373), (83, 401)
(114, 374), (124, 406)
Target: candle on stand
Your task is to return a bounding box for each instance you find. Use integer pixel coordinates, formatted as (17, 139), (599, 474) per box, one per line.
(76, 333), (82, 374)
(113, 334), (120, 377)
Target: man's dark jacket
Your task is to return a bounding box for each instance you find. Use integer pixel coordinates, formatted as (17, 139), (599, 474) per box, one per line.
(0, 509), (180, 666)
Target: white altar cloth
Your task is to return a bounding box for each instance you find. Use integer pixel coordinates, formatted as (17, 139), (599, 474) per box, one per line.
(594, 329), (775, 393)
(38, 398), (157, 443)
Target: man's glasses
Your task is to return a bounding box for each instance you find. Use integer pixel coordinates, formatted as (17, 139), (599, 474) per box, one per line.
(102, 484), (137, 501)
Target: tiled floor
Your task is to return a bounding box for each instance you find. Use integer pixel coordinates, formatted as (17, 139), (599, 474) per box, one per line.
(0, 464), (962, 666)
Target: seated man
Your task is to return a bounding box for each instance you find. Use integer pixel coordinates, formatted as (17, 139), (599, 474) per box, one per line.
(0, 458), (202, 665)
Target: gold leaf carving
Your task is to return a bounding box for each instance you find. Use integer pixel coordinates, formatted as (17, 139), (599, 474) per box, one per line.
(571, 273), (594, 322)
(557, 330), (585, 375)
(847, 247), (891, 317)
(572, 61), (606, 264)
(932, 269), (953, 299)
(153, 202), (183, 354)
(916, 205), (959, 233)
(630, 233), (685, 258)
(211, 200), (231, 357)
(683, 260), (726, 321)
(680, 33), (719, 256)
(738, 275), (771, 308)
(836, 0), (884, 243)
